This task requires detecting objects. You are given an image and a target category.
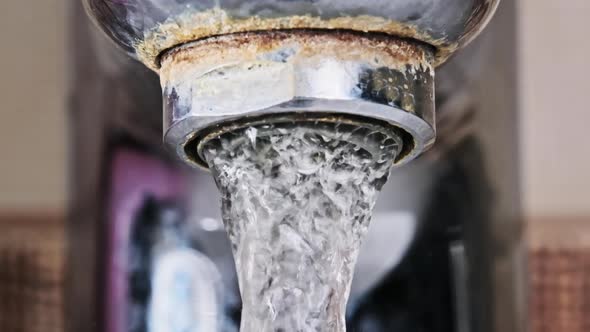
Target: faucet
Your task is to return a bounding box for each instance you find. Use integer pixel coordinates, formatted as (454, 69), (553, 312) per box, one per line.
(83, 0), (499, 168)
(70, 1), (526, 332)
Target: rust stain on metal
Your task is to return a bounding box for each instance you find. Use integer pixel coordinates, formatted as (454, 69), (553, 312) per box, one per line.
(159, 31), (435, 84)
(136, 8), (455, 72)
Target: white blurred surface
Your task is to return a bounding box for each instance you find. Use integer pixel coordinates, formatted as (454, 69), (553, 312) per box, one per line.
(0, 0), (67, 210)
(519, 0), (590, 217)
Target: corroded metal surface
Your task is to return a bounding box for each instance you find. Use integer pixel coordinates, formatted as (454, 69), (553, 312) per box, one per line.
(84, 0), (499, 69)
(139, 9), (446, 70)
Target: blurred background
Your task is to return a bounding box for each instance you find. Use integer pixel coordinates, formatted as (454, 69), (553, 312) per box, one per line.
(0, 0), (588, 331)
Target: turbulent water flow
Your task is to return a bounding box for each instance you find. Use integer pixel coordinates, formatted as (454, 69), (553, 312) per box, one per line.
(202, 122), (402, 332)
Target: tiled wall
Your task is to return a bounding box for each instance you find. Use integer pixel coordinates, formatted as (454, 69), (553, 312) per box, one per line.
(0, 223), (65, 332)
(530, 249), (590, 332)
(2, 220), (589, 332)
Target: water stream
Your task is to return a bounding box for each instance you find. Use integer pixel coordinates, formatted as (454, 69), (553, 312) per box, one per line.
(202, 121), (402, 331)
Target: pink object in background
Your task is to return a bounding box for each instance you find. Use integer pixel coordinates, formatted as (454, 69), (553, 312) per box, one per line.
(105, 148), (186, 332)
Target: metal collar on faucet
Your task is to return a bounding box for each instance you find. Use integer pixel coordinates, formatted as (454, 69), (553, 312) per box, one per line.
(160, 31), (435, 168)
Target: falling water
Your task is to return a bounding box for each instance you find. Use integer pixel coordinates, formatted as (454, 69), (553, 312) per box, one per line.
(202, 121), (402, 331)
